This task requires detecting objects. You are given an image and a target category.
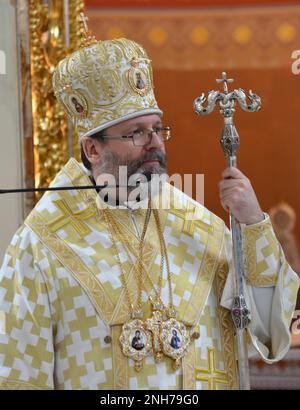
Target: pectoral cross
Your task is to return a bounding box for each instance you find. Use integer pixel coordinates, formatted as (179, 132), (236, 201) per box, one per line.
(146, 308), (164, 362)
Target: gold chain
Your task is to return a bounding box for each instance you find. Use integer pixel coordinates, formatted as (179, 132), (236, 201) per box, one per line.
(100, 203), (193, 371)
(102, 206), (150, 316)
(101, 204), (174, 317)
(107, 213), (162, 306)
(153, 209), (175, 313)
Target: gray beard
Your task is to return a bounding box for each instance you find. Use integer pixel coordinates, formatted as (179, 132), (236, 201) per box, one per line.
(94, 148), (168, 206)
(97, 148), (167, 184)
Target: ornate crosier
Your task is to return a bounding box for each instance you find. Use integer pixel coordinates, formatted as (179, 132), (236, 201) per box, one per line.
(101, 203), (191, 371)
(194, 72), (261, 390)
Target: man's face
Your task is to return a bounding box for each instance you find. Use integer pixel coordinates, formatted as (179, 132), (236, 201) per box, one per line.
(93, 114), (167, 182)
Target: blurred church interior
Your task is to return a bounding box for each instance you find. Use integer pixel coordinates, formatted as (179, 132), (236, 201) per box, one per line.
(0, 0), (299, 389)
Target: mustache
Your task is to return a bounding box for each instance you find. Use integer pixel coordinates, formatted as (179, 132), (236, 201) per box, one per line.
(128, 150), (166, 173)
(98, 148), (167, 180)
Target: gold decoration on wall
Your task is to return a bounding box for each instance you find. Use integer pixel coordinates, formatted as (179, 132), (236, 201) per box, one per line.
(148, 27), (168, 46)
(29, 0), (85, 198)
(69, 2), (86, 161)
(191, 25), (209, 46)
(233, 25), (252, 45)
(88, 6), (300, 70)
(276, 23), (296, 43)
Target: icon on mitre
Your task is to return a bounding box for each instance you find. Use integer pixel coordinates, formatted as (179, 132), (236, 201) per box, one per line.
(128, 65), (150, 96)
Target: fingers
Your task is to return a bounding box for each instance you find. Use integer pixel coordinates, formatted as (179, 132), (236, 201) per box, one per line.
(220, 168), (250, 197)
(220, 187), (244, 202)
(219, 178), (246, 191)
(219, 167), (264, 224)
(220, 200), (230, 212)
(219, 171), (250, 197)
(222, 167), (248, 180)
(220, 187), (246, 204)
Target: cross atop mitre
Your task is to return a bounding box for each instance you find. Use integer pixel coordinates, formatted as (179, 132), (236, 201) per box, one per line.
(79, 12), (98, 47)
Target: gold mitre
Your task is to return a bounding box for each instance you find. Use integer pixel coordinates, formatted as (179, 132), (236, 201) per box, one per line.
(52, 35), (163, 141)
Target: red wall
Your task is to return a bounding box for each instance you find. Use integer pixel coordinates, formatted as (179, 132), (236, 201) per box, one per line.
(86, 0), (300, 8)
(154, 68), (300, 243)
(86, 4), (300, 248)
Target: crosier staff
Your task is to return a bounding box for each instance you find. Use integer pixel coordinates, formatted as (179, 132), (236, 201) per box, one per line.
(193, 72), (261, 390)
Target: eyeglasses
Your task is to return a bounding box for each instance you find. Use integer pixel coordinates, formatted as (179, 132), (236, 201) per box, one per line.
(101, 126), (172, 146)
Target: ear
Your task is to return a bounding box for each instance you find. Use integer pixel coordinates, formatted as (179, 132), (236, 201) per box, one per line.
(81, 137), (103, 166)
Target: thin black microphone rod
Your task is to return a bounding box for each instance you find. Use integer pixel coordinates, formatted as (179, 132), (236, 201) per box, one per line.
(0, 185), (113, 194)
(0, 171), (153, 195)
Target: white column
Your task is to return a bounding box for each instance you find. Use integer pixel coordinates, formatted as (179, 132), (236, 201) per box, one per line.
(0, 1), (24, 261)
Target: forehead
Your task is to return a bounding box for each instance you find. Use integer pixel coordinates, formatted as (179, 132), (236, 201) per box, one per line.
(107, 114), (162, 133)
